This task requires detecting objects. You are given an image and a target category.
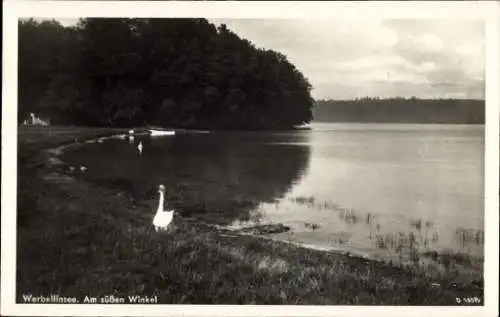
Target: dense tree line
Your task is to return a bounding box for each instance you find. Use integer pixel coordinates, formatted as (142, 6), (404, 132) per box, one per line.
(314, 98), (485, 124)
(19, 18), (314, 129)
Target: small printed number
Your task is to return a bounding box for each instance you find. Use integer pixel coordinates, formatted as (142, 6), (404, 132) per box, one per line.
(456, 297), (481, 304)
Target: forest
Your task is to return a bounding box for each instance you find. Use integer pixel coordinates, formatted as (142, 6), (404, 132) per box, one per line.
(314, 98), (485, 124)
(18, 18), (314, 130)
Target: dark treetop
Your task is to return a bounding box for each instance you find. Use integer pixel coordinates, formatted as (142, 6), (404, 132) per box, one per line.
(19, 18), (314, 130)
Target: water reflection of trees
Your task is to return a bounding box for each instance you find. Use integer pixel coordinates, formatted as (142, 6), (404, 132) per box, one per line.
(162, 132), (312, 224)
(65, 132), (311, 225)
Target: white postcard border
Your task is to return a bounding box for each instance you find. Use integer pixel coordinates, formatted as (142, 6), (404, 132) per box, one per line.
(2, 1), (499, 316)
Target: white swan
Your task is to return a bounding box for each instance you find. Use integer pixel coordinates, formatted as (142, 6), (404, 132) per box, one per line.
(137, 141), (143, 155)
(80, 166), (87, 172)
(153, 184), (175, 231)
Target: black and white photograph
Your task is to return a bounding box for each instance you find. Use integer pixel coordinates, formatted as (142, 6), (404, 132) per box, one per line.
(2, 1), (499, 316)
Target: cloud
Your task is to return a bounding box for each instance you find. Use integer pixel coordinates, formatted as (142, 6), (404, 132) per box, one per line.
(211, 19), (484, 100)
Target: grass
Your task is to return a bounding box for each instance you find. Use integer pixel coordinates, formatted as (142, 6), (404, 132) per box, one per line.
(15, 126), (483, 305)
(18, 125), (126, 168)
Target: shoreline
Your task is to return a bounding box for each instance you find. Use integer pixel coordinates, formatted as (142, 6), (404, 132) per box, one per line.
(16, 125), (483, 305)
(41, 135), (477, 267)
(31, 128), (368, 261)
(41, 134), (376, 263)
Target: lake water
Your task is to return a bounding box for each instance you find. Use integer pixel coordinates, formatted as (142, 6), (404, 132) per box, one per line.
(63, 122), (484, 263)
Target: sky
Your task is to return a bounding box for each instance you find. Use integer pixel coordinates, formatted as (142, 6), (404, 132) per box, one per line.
(209, 19), (484, 100)
(54, 18), (484, 100)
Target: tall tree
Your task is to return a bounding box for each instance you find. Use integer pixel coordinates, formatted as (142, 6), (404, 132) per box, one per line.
(18, 18), (315, 129)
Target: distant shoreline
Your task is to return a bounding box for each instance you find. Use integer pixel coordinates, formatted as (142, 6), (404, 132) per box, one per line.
(313, 99), (485, 125)
(311, 120), (486, 125)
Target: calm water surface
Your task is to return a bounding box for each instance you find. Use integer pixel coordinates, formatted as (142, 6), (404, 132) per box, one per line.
(64, 122), (484, 262)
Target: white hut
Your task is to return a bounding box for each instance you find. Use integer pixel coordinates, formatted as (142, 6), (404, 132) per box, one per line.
(28, 113), (50, 126)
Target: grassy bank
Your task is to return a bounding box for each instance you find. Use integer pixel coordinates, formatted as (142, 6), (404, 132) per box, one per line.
(18, 125), (126, 167)
(16, 126), (483, 305)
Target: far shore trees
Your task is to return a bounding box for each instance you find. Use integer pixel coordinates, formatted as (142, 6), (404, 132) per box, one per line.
(313, 98), (485, 124)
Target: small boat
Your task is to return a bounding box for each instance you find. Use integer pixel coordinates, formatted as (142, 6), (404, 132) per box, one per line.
(294, 123), (311, 130)
(149, 129), (176, 136)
